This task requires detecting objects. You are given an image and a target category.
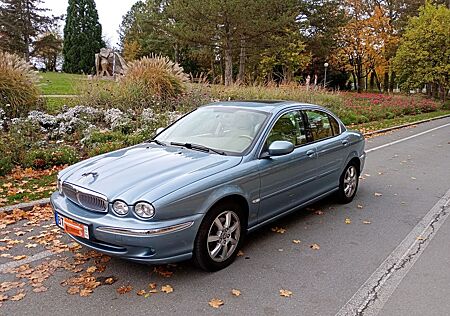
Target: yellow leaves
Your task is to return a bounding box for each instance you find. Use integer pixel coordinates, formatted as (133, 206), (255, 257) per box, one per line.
(271, 227), (286, 234)
(67, 286), (80, 295)
(10, 290), (25, 301)
(292, 240), (301, 244)
(13, 255), (27, 261)
(161, 285), (173, 294)
(117, 285), (133, 294)
(208, 298), (224, 308)
(32, 286), (47, 293)
(310, 243), (320, 250)
(231, 289), (241, 297)
(86, 266), (97, 273)
(25, 243), (37, 248)
(104, 277), (116, 285)
(148, 282), (157, 290)
(279, 289), (293, 297)
(136, 289), (146, 296)
(345, 218), (352, 224)
(80, 288), (93, 297)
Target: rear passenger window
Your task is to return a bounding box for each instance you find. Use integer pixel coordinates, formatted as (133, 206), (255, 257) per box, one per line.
(328, 115), (340, 135)
(304, 110), (334, 141)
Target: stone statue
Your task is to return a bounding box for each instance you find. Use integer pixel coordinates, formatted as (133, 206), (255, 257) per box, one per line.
(95, 48), (128, 77)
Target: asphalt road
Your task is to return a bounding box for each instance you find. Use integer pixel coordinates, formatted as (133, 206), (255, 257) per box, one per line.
(1, 117), (449, 316)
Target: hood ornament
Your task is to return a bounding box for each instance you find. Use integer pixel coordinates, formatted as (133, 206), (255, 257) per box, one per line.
(81, 171), (99, 179)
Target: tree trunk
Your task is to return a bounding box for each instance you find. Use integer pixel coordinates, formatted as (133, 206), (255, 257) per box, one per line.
(237, 37), (246, 84)
(373, 70), (382, 92)
(389, 71), (396, 93)
(432, 83), (438, 99)
(383, 71), (389, 93)
(351, 71), (357, 91)
(369, 71), (375, 91)
(224, 22), (233, 86)
(426, 83), (432, 97)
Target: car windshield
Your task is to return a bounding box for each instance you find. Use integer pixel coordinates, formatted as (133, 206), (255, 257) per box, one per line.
(155, 106), (269, 155)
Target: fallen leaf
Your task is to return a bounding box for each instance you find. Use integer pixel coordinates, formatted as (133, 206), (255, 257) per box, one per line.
(279, 289), (293, 297)
(117, 285), (133, 294)
(137, 289), (146, 296)
(25, 243), (38, 248)
(148, 282), (157, 290)
(315, 210), (324, 215)
(271, 227), (286, 234)
(80, 288), (93, 297)
(13, 255), (27, 261)
(357, 204), (364, 209)
(104, 277), (116, 285)
(345, 218), (351, 224)
(32, 286), (47, 293)
(363, 221), (371, 224)
(417, 236), (425, 241)
(10, 291), (25, 301)
(0, 294), (8, 301)
(310, 243), (320, 250)
(67, 286), (80, 295)
(86, 266), (97, 273)
(208, 298), (224, 308)
(292, 240), (301, 244)
(374, 192), (382, 197)
(411, 177), (416, 180)
(161, 284), (173, 294)
(237, 250), (244, 257)
(231, 289), (241, 297)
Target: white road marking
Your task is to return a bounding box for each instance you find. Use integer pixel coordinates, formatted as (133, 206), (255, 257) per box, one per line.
(0, 250), (54, 273)
(366, 122), (450, 153)
(335, 188), (450, 316)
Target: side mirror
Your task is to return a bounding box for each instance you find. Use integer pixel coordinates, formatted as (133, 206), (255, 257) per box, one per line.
(156, 127), (165, 135)
(266, 141), (294, 157)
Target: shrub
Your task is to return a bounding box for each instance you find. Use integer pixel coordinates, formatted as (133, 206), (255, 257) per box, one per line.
(0, 156), (13, 176)
(0, 51), (41, 117)
(23, 146), (79, 169)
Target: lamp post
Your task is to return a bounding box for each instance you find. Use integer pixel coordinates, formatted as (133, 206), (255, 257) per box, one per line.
(323, 62), (329, 88)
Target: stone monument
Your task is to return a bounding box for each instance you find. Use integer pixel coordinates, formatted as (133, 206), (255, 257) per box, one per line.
(95, 48), (128, 77)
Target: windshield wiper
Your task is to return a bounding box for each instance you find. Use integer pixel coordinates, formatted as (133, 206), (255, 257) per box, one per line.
(170, 142), (226, 155)
(146, 139), (166, 146)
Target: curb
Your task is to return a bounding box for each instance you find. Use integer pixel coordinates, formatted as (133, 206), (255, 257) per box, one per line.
(1, 113), (449, 213)
(0, 198), (50, 213)
(363, 113), (450, 137)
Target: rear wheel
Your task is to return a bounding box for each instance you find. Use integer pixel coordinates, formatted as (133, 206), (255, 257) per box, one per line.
(337, 162), (359, 203)
(193, 201), (244, 271)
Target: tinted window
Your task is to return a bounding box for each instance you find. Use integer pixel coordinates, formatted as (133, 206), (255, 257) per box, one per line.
(328, 115), (340, 135)
(266, 111), (307, 147)
(304, 110), (334, 141)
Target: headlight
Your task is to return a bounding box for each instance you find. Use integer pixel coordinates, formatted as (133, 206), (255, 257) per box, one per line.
(112, 200), (129, 216)
(57, 177), (63, 195)
(134, 202), (155, 219)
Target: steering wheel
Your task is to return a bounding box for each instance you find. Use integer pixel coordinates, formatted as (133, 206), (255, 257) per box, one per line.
(238, 135), (253, 141)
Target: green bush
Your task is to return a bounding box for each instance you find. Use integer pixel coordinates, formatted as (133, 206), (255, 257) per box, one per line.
(0, 156), (14, 176)
(23, 146), (79, 169)
(0, 51), (42, 117)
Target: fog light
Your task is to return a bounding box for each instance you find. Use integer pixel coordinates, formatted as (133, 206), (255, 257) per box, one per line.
(134, 202), (155, 219)
(112, 200), (129, 216)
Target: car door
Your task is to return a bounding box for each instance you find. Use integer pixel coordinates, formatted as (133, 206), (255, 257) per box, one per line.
(257, 110), (318, 223)
(303, 109), (347, 194)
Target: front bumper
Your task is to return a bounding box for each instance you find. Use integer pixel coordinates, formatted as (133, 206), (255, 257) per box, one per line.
(50, 192), (203, 264)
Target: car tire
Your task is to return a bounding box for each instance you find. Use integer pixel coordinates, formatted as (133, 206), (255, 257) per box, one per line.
(193, 201), (245, 272)
(337, 162), (359, 204)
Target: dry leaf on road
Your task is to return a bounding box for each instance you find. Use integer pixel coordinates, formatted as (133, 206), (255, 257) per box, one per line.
(117, 285), (133, 294)
(374, 192), (382, 197)
(80, 288), (93, 297)
(231, 289), (241, 297)
(161, 285), (173, 294)
(292, 240), (301, 244)
(208, 298), (224, 308)
(345, 218), (351, 224)
(279, 289), (293, 297)
(10, 291), (25, 301)
(136, 289), (146, 296)
(271, 227), (286, 234)
(357, 204), (364, 209)
(67, 286), (80, 295)
(86, 266), (97, 273)
(363, 220), (371, 224)
(310, 243), (320, 250)
(13, 255), (27, 261)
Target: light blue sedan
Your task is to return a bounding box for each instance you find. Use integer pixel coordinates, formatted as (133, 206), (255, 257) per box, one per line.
(51, 101), (365, 271)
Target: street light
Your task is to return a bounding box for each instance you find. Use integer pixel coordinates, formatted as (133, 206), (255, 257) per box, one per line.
(323, 62), (329, 88)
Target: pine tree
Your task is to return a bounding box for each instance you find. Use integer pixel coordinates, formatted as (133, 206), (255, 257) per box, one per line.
(0, 0), (57, 61)
(62, 0), (103, 74)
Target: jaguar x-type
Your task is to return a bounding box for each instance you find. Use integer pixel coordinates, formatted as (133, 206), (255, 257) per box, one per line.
(51, 101), (365, 271)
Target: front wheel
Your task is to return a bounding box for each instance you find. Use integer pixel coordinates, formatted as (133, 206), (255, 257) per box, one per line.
(337, 162), (359, 203)
(193, 201), (244, 271)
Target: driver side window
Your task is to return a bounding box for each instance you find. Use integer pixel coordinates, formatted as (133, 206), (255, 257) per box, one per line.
(265, 111), (306, 148)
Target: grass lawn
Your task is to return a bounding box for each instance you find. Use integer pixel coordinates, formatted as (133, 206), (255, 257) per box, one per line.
(37, 72), (85, 95)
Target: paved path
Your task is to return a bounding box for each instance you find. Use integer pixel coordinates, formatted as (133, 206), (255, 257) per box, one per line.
(1, 117), (449, 315)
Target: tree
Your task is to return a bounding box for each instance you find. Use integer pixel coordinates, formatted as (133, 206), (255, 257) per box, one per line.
(62, 0), (104, 74)
(166, 0), (298, 85)
(0, 0), (58, 61)
(393, 2), (450, 101)
(32, 31), (62, 71)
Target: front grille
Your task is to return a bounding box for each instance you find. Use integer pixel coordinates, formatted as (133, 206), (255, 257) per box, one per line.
(62, 182), (108, 212)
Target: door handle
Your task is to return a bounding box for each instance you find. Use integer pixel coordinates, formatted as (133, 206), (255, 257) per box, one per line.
(306, 150), (316, 158)
(342, 139), (349, 146)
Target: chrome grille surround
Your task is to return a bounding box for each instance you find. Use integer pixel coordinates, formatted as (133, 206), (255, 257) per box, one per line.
(61, 182), (108, 213)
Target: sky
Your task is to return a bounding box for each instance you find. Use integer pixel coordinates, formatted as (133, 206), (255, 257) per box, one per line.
(43, 0), (140, 47)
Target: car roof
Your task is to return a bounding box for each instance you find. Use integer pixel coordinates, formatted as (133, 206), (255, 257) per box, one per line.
(201, 100), (325, 113)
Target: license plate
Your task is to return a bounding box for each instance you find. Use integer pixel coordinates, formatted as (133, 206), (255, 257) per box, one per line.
(55, 212), (89, 239)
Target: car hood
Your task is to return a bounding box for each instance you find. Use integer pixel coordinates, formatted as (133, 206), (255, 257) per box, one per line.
(60, 143), (242, 203)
